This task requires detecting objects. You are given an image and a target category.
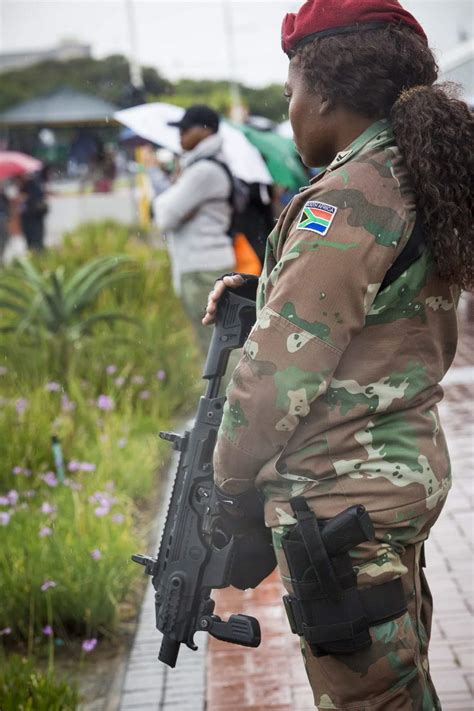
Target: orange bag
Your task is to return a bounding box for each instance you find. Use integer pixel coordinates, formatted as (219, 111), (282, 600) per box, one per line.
(233, 232), (262, 276)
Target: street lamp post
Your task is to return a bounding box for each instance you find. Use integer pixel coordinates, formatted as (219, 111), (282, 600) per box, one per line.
(125, 0), (144, 92)
(222, 0), (245, 123)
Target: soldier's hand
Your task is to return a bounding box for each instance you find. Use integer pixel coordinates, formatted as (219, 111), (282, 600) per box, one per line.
(202, 274), (245, 325)
(213, 484), (270, 540)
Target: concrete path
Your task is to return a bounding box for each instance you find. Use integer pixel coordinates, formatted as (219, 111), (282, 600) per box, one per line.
(118, 440), (207, 711)
(45, 186), (138, 247)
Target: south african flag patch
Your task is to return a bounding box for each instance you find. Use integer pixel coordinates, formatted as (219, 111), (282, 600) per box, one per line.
(298, 200), (338, 236)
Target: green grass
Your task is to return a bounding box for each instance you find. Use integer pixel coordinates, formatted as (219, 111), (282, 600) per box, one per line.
(0, 654), (79, 710)
(0, 221), (202, 663)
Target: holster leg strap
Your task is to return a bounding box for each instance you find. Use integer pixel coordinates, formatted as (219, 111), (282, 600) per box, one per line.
(283, 577), (407, 656)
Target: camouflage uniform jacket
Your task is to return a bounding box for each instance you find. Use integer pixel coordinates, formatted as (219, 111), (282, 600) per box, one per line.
(213, 119), (458, 532)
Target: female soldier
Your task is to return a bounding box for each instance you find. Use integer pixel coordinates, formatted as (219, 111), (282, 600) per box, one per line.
(204, 0), (473, 708)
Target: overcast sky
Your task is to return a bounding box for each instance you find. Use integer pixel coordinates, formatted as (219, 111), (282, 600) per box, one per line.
(0, 0), (472, 88)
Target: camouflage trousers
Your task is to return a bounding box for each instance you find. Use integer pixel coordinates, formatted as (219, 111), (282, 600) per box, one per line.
(180, 269), (228, 355)
(272, 530), (442, 710)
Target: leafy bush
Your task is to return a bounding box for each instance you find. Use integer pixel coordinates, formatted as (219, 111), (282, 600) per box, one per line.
(0, 254), (139, 376)
(0, 655), (79, 711)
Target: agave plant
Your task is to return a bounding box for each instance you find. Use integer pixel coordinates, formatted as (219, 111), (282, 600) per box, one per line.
(0, 255), (139, 373)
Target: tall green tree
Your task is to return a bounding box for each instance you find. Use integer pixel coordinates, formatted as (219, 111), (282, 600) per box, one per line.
(0, 59), (288, 121)
(0, 55), (172, 111)
(168, 79), (288, 123)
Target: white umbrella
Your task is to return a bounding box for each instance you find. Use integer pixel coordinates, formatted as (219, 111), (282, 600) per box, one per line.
(276, 119), (293, 140)
(114, 102), (273, 185)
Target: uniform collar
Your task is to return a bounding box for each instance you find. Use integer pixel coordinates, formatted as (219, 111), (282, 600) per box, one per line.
(308, 118), (393, 185)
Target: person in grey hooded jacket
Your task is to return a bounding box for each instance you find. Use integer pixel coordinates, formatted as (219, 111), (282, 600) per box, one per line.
(153, 105), (235, 354)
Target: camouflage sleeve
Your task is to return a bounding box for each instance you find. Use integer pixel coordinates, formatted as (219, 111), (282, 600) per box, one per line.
(213, 177), (414, 494)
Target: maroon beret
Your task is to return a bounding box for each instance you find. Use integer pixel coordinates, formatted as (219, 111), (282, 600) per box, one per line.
(282, 0), (427, 56)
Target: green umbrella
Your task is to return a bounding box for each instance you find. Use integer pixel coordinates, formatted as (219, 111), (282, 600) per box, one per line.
(230, 122), (308, 190)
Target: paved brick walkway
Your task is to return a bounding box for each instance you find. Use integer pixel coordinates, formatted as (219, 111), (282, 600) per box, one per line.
(119, 441), (208, 711)
(206, 322), (474, 711)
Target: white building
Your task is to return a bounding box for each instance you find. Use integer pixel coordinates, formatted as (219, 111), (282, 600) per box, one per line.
(0, 39), (91, 74)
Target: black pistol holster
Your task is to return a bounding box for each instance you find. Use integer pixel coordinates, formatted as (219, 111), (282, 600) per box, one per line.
(282, 497), (407, 657)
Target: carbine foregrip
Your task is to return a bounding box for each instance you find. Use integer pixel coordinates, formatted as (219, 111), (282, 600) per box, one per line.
(202, 290), (256, 389)
(159, 636), (181, 668)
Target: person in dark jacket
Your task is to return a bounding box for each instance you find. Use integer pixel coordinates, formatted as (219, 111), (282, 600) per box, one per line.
(18, 174), (48, 251)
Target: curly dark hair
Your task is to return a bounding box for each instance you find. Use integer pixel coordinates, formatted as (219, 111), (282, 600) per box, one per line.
(297, 25), (474, 290)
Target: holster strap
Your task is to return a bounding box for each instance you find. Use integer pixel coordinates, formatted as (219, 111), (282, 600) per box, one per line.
(303, 616), (369, 646)
(283, 577), (407, 641)
(420, 542), (426, 568)
(291, 497), (342, 600)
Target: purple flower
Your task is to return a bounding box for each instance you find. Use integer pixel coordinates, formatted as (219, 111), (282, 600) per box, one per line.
(15, 398), (28, 415)
(41, 502), (57, 515)
(89, 491), (115, 517)
(80, 462), (96, 472)
(156, 370), (166, 381)
(41, 472), (58, 488)
(0, 512), (11, 526)
(106, 364), (117, 375)
(0, 496), (9, 505)
(89, 491), (115, 507)
(6, 490), (18, 506)
(61, 395), (76, 413)
(97, 394), (114, 411)
(12, 466), (32, 477)
(41, 580), (57, 592)
(90, 549), (102, 560)
(24, 490), (36, 498)
(68, 460), (81, 472)
(114, 376), (125, 387)
(0, 627), (12, 635)
(45, 382), (61, 392)
(39, 526), (53, 538)
(112, 513), (124, 524)
(139, 390), (151, 400)
(82, 638), (97, 653)
(43, 625), (53, 636)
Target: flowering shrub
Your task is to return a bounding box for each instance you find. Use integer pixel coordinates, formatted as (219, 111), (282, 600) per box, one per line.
(0, 222), (201, 668)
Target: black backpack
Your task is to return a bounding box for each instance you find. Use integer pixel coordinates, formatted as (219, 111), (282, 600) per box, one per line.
(198, 157), (250, 237)
(199, 157), (276, 264)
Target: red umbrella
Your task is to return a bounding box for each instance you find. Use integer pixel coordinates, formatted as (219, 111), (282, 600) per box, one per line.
(0, 151), (42, 180)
